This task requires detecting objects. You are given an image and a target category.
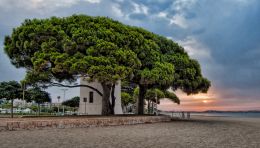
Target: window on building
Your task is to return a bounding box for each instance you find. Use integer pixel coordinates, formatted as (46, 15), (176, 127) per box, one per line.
(89, 91), (94, 103)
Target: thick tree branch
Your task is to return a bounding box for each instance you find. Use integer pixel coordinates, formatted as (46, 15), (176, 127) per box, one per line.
(48, 82), (103, 96)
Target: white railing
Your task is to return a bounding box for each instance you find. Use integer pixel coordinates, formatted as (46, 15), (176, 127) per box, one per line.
(159, 111), (191, 119)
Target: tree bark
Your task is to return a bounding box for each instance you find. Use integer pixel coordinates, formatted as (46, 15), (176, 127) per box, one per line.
(110, 84), (116, 115)
(147, 99), (150, 114)
(11, 99), (13, 118)
(38, 103), (40, 116)
(101, 83), (113, 115)
(151, 101), (154, 114)
(137, 84), (147, 115)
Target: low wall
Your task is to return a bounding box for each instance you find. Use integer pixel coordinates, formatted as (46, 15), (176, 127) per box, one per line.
(0, 116), (171, 131)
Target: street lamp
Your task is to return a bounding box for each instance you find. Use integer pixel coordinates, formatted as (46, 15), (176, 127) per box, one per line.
(21, 81), (26, 109)
(57, 96), (60, 114)
(61, 89), (68, 115)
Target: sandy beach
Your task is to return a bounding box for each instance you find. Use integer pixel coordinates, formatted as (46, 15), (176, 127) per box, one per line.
(0, 116), (259, 148)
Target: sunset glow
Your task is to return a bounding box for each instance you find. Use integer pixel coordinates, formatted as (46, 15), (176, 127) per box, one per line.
(158, 88), (260, 111)
(202, 100), (208, 103)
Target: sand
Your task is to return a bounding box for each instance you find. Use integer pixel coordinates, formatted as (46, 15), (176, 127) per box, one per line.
(0, 116), (260, 148)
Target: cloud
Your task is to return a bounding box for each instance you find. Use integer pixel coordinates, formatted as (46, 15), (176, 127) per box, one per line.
(175, 36), (211, 60)
(0, 0), (101, 14)
(123, 2), (150, 20)
(192, 0), (260, 91)
(0, 0), (75, 11)
(84, 0), (101, 4)
(153, 0), (197, 28)
(171, 0), (197, 12)
(111, 3), (124, 17)
(131, 2), (149, 15)
(157, 11), (167, 18)
(169, 14), (188, 28)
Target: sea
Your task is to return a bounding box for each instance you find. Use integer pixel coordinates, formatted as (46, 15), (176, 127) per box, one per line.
(160, 111), (260, 118)
(191, 112), (260, 118)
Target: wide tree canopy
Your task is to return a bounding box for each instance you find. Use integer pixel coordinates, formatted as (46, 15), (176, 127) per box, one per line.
(4, 15), (210, 115)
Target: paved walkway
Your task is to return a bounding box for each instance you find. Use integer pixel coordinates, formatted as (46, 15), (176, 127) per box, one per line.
(0, 116), (260, 148)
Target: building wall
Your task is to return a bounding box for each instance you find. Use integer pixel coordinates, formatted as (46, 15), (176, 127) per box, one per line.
(79, 78), (123, 115)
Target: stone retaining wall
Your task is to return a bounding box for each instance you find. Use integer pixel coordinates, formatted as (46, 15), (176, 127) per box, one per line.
(0, 116), (171, 131)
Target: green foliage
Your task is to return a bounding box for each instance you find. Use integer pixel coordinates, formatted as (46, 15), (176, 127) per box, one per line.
(0, 81), (23, 117)
(164, 91), (180, 104)
(121, 92), (135, 106)
(26, 87), (51, 104)
(1, 102), (12, 109)
(4, 15), (210, 92)
(52, 106), (59, 112)
(0, 81), (22, 100)
(139, 62), (174, 85)
(164, 53), (211, 94)
(30, 105), (38, 112)
(4, 15), (142, 86)
(133, 87), (139, 101)
(145, 89), (165, 103)
(134, 87), (180, 104)
(62, 96), (80, 107)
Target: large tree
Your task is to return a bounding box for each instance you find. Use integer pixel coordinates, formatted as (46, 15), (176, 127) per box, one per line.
(4, 15), (141, 115)
(128, 30), (211, 114)
(4, 15), (210, 115)
(0, 81), (22, 118)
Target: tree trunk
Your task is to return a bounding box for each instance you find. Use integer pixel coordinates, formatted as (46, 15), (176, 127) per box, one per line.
(38, 103), (40, 116)
(101, 83), (113, 115)
(11, 99), (14, 118)
(147, 99), (150, 114)
(137, 84), (147, 115)
(151, 102), (154, 114)
(110, 84), (116, 115)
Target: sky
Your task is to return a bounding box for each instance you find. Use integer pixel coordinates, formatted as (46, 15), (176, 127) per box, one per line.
(0, 0), (260, 111)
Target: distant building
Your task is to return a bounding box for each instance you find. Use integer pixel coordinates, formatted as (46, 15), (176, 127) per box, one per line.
(79, 77), (123, 115)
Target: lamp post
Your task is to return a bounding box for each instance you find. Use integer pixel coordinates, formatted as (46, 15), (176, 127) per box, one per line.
(21, 81), (26, 109)
(61, 89), (68, 115)
(21, 82), (25, 115)
(57, 96), (60, 114)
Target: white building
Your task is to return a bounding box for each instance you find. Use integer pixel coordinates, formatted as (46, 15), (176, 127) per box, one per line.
(79, 77), (123, 115)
